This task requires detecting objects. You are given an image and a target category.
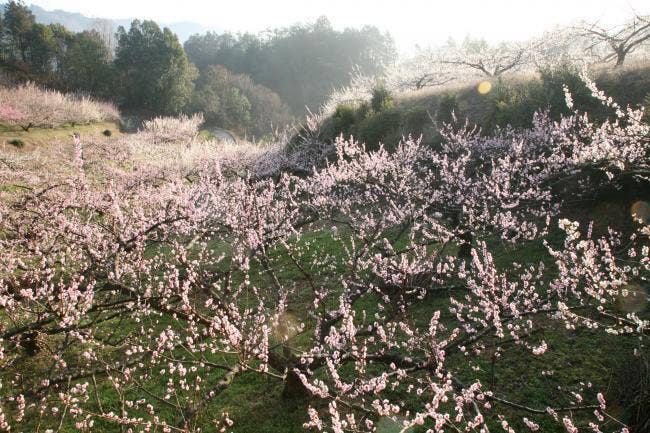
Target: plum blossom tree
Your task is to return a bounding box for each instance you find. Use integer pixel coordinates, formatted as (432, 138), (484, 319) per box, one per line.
(530, 26), (604, 71)
(573, 14), (650, 67)
(438, 37), (535, 78)
(323, 38), (537, 113)
(0, 79), (648, 433)
(0, 82), (119, 130)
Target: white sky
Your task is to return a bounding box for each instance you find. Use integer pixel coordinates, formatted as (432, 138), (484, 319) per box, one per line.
(30, 0), (650, 53)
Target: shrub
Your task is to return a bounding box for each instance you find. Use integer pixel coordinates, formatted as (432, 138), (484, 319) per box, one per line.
(331, 104), (356, 135)
(436, 94), (461, 125)
(7, 139), (24, 148)
(482, 80), (540, 131)
(197, 129), (216, 141)
(356, 105), (401, 150)
(401, 105), (430, 135)
(370, 84), (393, 112)
(102, 129), (112, 137)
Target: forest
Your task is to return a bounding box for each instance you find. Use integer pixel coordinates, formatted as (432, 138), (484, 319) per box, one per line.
(0, 1), (395, 137)
(0, 1), (649, 433)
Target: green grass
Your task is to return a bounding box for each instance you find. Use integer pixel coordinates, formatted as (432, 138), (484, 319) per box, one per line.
(0, 121), (121, 150)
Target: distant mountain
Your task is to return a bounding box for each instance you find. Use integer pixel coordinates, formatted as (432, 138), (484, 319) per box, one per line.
(26, 3), (211, 42)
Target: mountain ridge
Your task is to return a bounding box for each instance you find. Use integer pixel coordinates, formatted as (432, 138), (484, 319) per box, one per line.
(23, 3), (214, 42)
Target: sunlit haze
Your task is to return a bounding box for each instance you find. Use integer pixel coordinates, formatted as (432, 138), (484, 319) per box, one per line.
(29, 0), (650, 53)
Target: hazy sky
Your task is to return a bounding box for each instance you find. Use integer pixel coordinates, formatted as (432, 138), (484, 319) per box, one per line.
(30, 0), (650, 52)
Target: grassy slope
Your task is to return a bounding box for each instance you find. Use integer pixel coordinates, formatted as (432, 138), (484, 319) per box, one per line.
(0, 121), (121, 151)
(317, 63), (650, 151)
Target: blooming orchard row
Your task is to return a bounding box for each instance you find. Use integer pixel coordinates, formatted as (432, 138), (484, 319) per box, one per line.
(0, 81), (648, 432)
(0, 82), (120, 131)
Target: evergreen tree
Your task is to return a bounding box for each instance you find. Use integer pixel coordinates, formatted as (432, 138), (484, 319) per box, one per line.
(2, 0), (36, 66)
(27, 23), (56, 75)
(61, 30), (114, 95)
(114, 20), (196, 114)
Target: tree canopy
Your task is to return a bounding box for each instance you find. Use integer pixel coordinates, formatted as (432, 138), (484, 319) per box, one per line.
(114, 20), (196, 114)
(184, 17), (397, 113)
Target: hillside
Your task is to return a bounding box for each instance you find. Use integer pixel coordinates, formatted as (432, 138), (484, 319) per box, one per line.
(317, 63), (650, 150)
(1, 93), (648, 433)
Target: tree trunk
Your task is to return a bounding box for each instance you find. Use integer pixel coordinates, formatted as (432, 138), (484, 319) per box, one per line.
(451, 211), (473, 259)
(458, 231), (473, 259)
(282, 369), (310, 399)
(268, 346), (310, 400)
(615, 50), (626, 67)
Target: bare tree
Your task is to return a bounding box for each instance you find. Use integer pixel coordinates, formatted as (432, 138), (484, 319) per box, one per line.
(439, 37), (534, 78)
(529, 26), (602, 71)
(575, 14), (650, 67)
(388, 49), (456, 91)
(91, 18), (117, 56)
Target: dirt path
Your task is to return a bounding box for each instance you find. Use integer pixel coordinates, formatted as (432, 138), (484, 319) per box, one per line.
(206, 127), (237, 144)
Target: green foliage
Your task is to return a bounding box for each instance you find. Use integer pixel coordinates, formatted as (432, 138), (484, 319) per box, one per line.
(480, 67), (615, 132)
(331, 104), (356, 136)
(0, 3), (115, 97)
(7, 138), (24, 147)
(370, 84), (393, 112)
(60, 30), (114, 95)
(102, 129), (112, 137)
(436, 93), (460, 125)
(401, 105), (429, 135)
(26, 23), (55, 74)
(2, 0), (35, 66)
(481, 79), (542, 131)
(355, 105), (401, 150)
(321, 102), (432, 151)
(538, 66), (596, 117)
(184, 17), (397, 113)
(191, 65), (293, 136)
(114, 20), (196, 114)
(197, 129), (216, 140)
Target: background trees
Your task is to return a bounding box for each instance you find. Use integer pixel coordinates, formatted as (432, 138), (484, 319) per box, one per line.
(184, 17), (397, 113)
(59, 30), (113, 95)
(114, 20), (196, 114)
(191, 64), (293, 137)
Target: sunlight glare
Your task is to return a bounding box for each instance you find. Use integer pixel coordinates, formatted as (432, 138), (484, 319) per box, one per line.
(616, 283), (647, 313)
(631, 201), (650, 224)
(477, 81), (492, 95)
(272, 312), (302, 341)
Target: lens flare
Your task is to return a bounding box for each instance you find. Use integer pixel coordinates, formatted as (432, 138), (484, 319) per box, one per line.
(272, 312), (301, 341)
(616, 284), (647, 314)
(376, 417), (412, 433)
(630, 201), (650, 224)
(477, 81), (492, 95)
